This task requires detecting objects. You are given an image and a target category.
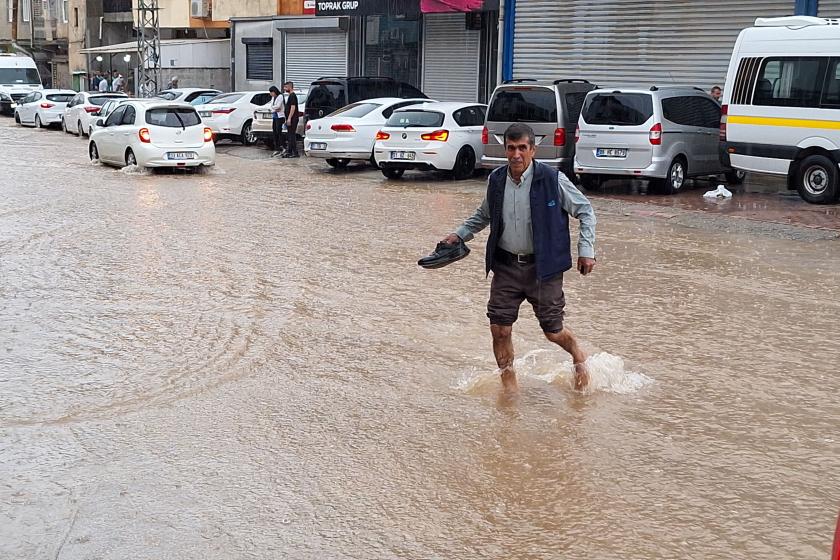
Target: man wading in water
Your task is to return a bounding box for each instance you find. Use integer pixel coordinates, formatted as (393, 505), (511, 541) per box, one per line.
(441, 123), (597, 392)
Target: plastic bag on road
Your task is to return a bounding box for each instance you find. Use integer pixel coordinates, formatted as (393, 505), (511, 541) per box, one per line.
(703, 184), (733, 199)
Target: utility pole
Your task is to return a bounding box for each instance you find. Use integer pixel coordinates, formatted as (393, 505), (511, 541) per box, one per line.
(135, 0), (161, 97)
(11, 0), (17, 42)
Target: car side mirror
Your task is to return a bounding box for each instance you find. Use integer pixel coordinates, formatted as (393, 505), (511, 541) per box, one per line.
(96, 119), (105, 127)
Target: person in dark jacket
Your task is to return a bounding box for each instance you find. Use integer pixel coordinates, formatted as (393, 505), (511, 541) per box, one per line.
(440, 123), (597, 393)
(282, 81), (299, 158)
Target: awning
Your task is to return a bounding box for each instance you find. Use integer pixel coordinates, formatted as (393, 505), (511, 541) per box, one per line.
(79, 38), (228, 55)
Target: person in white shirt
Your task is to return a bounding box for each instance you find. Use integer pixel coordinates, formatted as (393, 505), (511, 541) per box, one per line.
(98, 76), (109, 93)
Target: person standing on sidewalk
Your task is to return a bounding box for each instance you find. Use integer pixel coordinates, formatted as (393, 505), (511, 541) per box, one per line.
(98, 73), (109, 93)
(268, 85), (286, 157)
(282, 81), (300, 158)
(439, 123), (597, 393)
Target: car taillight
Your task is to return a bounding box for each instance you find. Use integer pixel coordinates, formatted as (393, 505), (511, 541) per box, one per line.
(832, 511), (840, 560)
(331, 124), (355, 132)
(554, 127), (566, 147)
(40, 102), (55, 109)
(649, 123), (662, 145)
(211, 107), (235, 114)
(720, 104), (728, 141)
(375, 131), (390, 141)
(575, 125), (581, 143)
(481, 126), (488, 145)
(421, 129), (449, 142)
(306, 122), (312, 131)
(203, 127), (213, 142)
(138, 128), (151, 143)
(84, 106), (99, 113)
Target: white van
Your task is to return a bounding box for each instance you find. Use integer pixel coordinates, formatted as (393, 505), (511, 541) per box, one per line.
(0, 54), (43, 116)
(722, 16), (840, 204)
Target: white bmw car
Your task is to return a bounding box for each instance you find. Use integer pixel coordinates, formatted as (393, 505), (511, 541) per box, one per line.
(14, 89), (76, 128)
(373, 102), (487, 180)
(88, 100), (215, 170)
(304, 97), (431, 168)
(195, 91), (272, 145)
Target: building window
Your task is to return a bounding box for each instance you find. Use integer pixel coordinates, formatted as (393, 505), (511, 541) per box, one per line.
(7, 0), (12, 23)
(21, 0), (29, 21)
(61, 0), (68, 23)
(245, 43), (273, 81)
(73, 6), (78, 27)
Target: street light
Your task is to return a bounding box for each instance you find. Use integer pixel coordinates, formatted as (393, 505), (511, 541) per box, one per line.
(96, 55), (103, 62)
(123, 54), (131, 63)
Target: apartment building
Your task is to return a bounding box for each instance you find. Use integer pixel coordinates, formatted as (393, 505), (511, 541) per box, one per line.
(0, 0), (71, 88)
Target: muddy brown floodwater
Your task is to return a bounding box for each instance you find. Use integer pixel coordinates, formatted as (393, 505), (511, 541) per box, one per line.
(1, 122), (839, 559)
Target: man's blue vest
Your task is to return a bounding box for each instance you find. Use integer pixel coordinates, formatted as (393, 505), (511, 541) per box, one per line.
(485, 161), (572, 281)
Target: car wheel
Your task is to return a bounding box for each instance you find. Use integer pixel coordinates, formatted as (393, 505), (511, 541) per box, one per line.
(14, 112), (20, 125)
(89, 142), (99, 161)
(241, 120), (255, 145)
(35, 114), (43, 129)
(653, 157), (687, 194)
(125, 148), (138, 167)
(579, 174), (601, 191)
(62, 118), (70, 134)
(725, 169), (746, 185)
(77, 120), (84, 137)
(381, 167), (405, 180)
(452, 146), (476, 181)
(796, 154), (840, 204)
(326, 158), (350, 169)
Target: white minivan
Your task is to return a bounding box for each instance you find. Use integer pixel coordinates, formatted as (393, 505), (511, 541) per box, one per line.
(0, 54), (43, 115)
(721, 16), (840, 204)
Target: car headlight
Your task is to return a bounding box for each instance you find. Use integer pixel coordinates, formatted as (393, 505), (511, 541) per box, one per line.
(0, 93), (11, 101)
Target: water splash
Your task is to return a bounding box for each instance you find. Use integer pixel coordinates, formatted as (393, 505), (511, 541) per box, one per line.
(119, 164), (150, 176)
(454, 350), (653, 395)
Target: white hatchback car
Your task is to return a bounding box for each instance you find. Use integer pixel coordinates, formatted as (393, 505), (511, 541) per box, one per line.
(14, 89), (76, 128)
(88, 100), (215, 170)
(63, 91), (128, 137)
(195, 91), (272, 145)
(304, 97), (430, 168)
(373, 102), (487, 180)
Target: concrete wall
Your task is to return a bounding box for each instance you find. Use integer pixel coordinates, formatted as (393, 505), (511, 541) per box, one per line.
(162, 66), (229, 90)
(231, 18), (278, 91)
(215, 0), (276, 21)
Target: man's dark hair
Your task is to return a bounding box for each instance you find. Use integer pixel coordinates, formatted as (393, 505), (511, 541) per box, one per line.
(504, 123), (536, 147)
(283, 81), (294, 88)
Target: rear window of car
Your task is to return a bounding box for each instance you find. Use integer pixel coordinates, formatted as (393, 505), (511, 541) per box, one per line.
(208, 93), (243, 104)
(386, 110), (444, 128)
(308, 83), (346, 108)
(47, 93), (73, 102)
(582, 93), (654, 126)
(89, 95), (125, 106)
(145, 108), (202, 127)
(487, 88), (558, 122)
(330, 102), (381, 118)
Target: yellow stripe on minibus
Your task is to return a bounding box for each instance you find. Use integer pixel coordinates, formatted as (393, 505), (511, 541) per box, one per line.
(728, 115), (840, 130)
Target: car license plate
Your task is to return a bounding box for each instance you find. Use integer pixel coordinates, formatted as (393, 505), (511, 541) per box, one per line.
(596, 148), (627, 158)
(391, 151), (415, 160)
(199, 111), (211, 118)
(10, 103), (16, 109)
(310, 142), (327, 151)
(167, 152), (196, 160)
(259, 112), (271, 119)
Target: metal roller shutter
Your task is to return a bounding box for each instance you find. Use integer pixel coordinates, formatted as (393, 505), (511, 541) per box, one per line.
(284, 30), (348, 87)
(422, 13), (481, 102)
(246, 44), (273, 81)
(819, 1), (840, 15)
(513, 0), (795, 88)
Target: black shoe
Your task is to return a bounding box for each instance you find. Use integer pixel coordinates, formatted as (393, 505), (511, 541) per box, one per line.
(281, 153), (293, 158)
(418, 239), (470, 269)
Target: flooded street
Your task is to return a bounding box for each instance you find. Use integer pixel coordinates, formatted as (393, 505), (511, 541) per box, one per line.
(2, 121), (839, 559)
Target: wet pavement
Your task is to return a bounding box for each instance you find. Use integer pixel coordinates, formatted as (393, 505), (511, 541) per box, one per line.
(2, 121), (839, 559)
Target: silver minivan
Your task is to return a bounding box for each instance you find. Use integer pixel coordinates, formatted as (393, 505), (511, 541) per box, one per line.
(482, 79), (597, 176)
(575, 86), (744, 193)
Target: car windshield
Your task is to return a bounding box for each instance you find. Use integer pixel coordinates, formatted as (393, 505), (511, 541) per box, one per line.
(487, 88), (557, 122)
(330, 102), (381, 118)
(0, 67), (40, 85)
(386, 110), (444, 128)
(582, 93), (654, 126)
(89, 95), (124, 106)
(208, 93), (243, 104)
(145, 107), (202, 128)
(46, 93), (74, 103)
(155, 91), (180, 100)
(307, 83), (346, 108)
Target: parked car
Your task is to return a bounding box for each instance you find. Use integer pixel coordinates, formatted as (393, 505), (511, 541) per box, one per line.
(305, 77), (427, 124)
(575, 86), (744, 193)
(88, 100), (215, 170)
(63, 91), (128, 137)
(373, 102), (487, 180)
(0, 53), (42, 115)
(155, 88), (222, 106)
(89, 97), (132, 135)
(195, 91), (272, 145)
(303, 97), (431, 168)
(722, 16), (840, 204)
(482, 79), (597, 176)
(13, 89), (75, 128)
(251, 88), (309, 146)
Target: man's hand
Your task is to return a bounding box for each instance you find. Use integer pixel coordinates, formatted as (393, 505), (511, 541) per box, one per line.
(577, 257), (596, 275)
(441, 233), (461, 245)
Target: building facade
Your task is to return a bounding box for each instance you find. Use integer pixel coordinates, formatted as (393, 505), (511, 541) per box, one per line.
(0, 0), (70, 88)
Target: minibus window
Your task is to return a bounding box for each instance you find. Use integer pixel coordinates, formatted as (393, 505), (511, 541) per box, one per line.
(754, 57), (827, 108)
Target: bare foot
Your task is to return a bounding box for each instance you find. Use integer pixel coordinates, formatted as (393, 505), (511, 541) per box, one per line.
(573, 362), (589, 391)
(500, 367), (519, 393)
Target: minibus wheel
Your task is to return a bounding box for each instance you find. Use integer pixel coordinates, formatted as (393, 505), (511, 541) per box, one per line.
(796, 154), (839, 204)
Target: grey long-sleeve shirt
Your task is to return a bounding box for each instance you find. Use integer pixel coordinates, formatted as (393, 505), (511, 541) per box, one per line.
(454, 164), (596, 259)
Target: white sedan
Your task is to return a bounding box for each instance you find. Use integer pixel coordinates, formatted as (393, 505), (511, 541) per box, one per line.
(14, 89), (76, 128)
(88, 100), (215, 170)
(194, 91), (272, 145)
(63, 91), (128, 137)
(304, 97), (430, 168)
(373, 102), (487, 180)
